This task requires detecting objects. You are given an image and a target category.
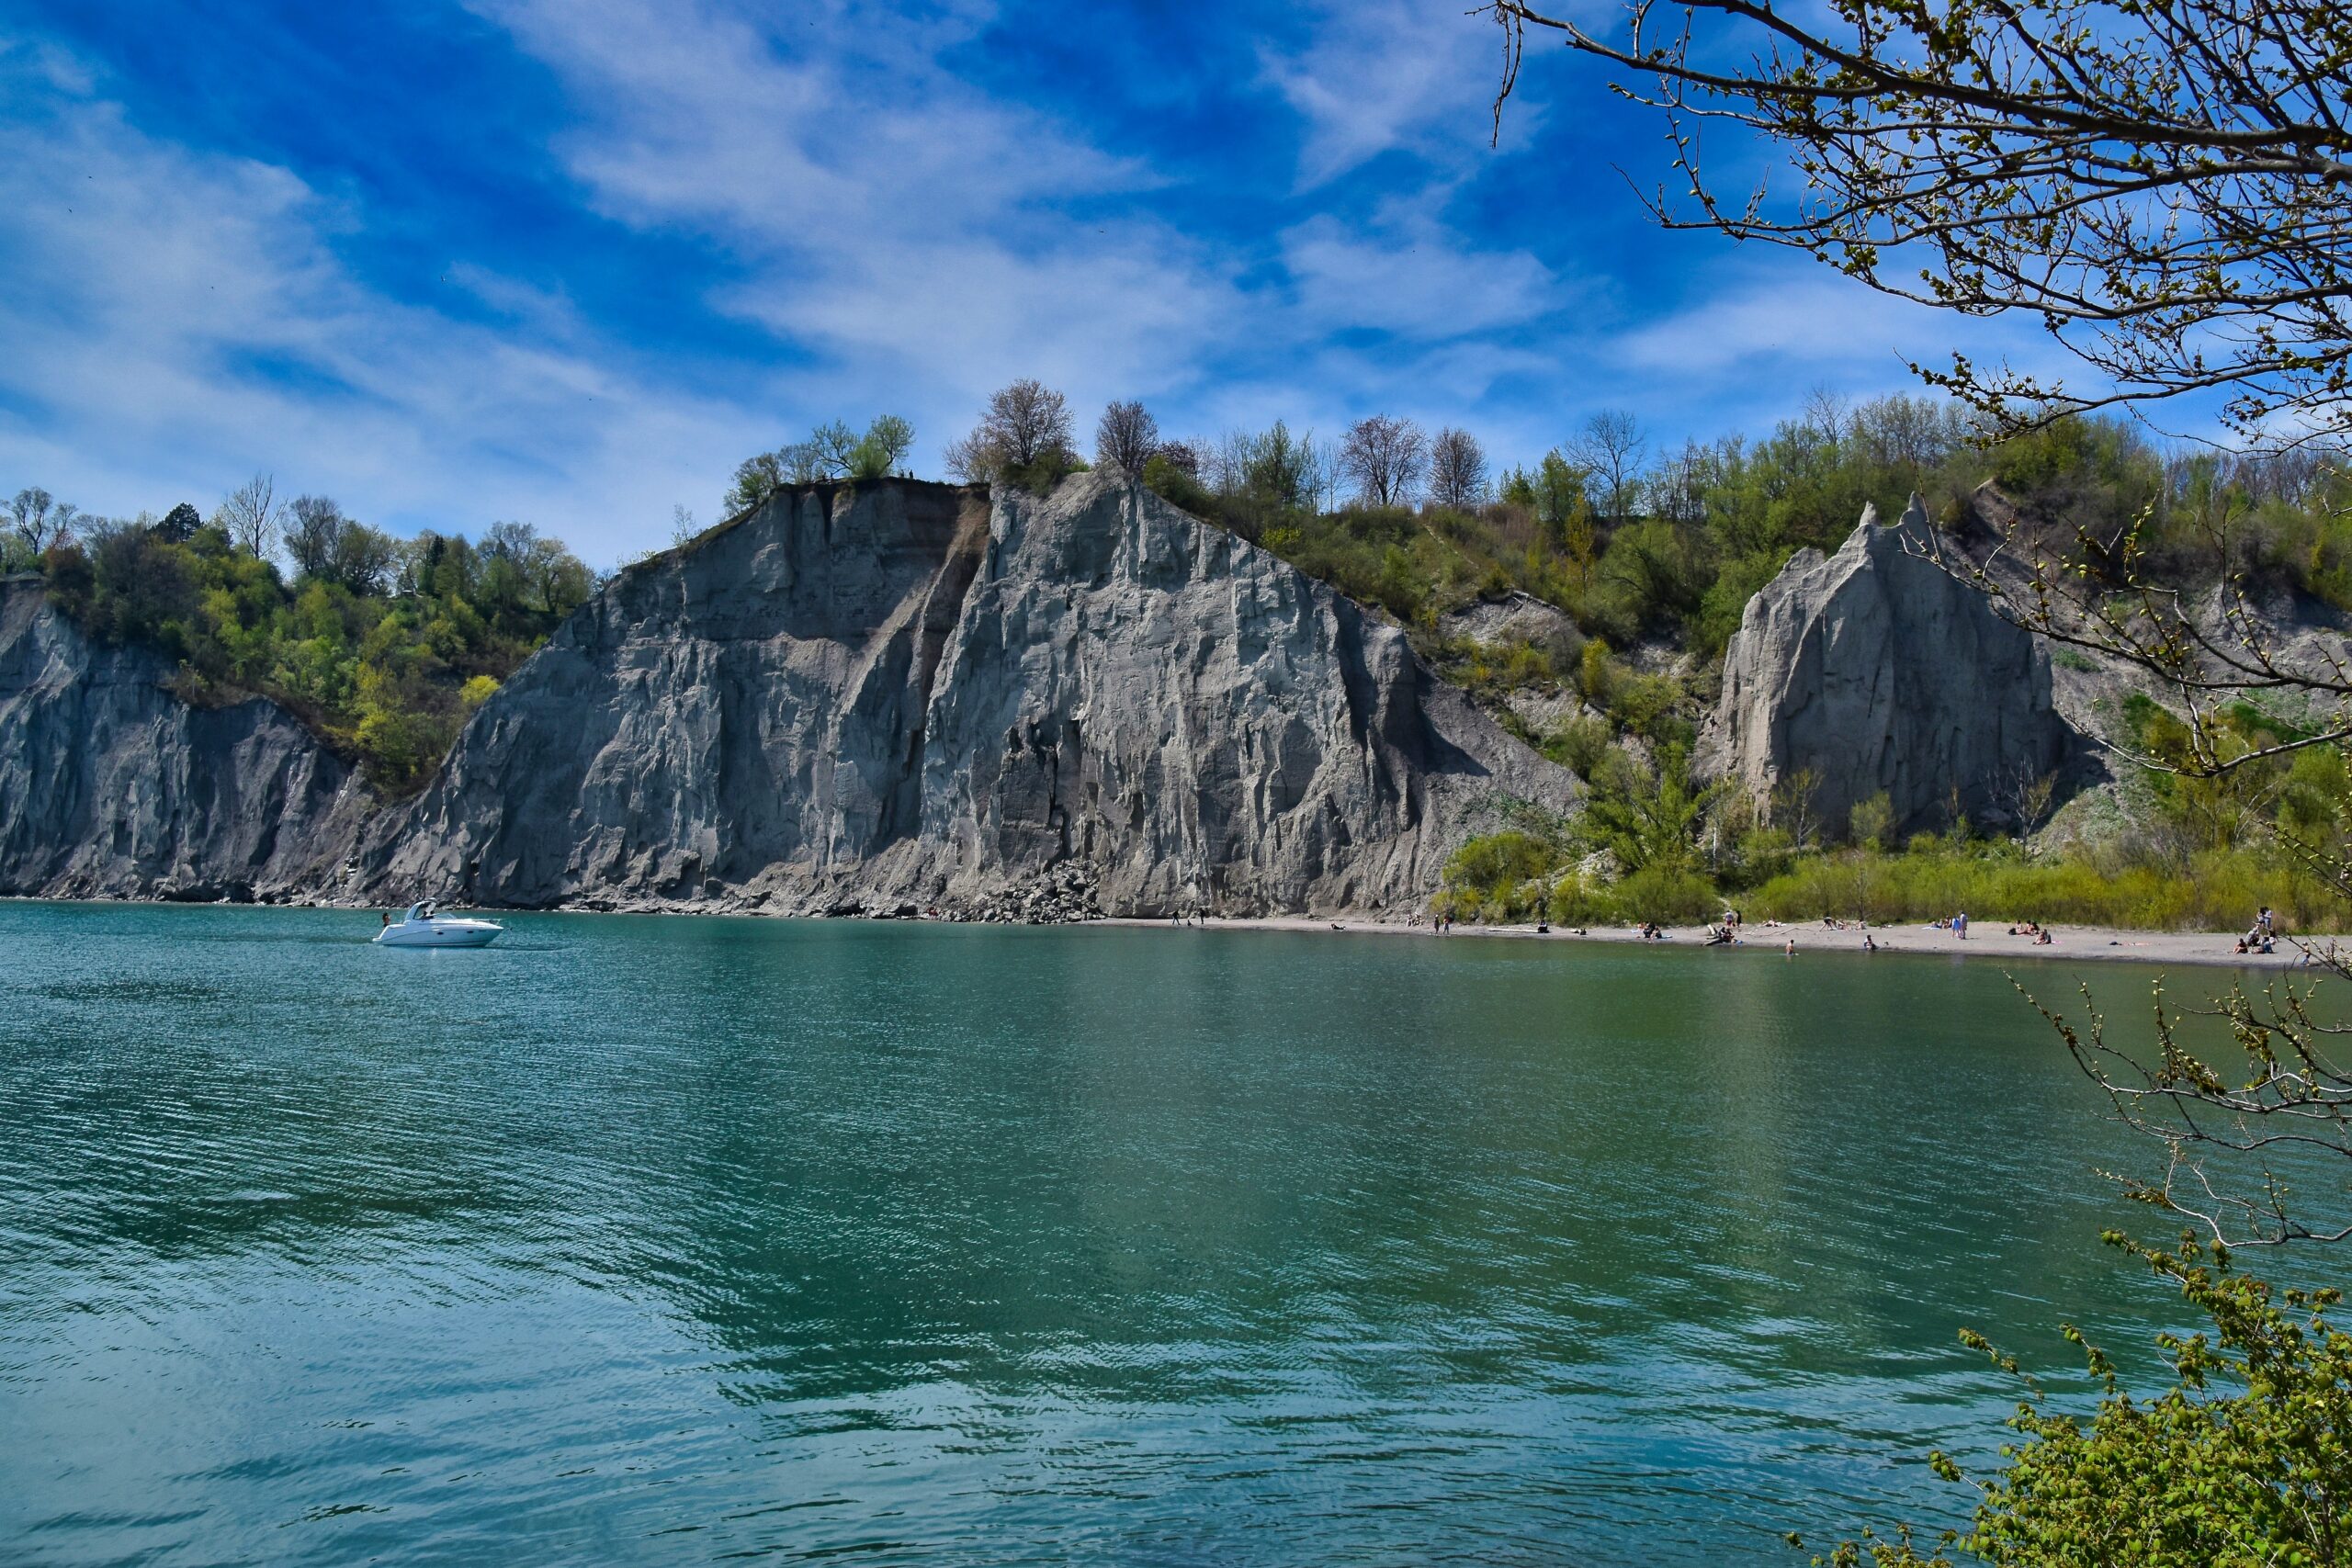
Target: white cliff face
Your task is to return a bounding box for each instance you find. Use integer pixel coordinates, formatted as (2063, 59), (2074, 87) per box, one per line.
(356, 482), (982, 907)
(901, 473), (1573, 913)
(353, 473), (1577, 915)
(1695, 496), (2075, 835)
(0, 575), (369, 899)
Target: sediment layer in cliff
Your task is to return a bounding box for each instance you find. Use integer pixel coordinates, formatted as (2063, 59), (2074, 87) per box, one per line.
(345, 473), (1577, 916)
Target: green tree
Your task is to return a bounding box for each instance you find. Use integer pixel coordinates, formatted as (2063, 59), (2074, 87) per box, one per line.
(1848, 793), (1894, 852)
(1240, 421), (1317, 513)
(723, 450), (787, 515)
(1532, 450), (1595, 576)
(1579, 744), (1717, 875)
(860, 415), (916, 476)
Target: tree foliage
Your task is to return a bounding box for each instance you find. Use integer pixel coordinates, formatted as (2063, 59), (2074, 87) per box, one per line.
(284, 495), (397, 593)
(37, 504), (594, 792)
(1580, 743), (1719, 874)
(724, 414), (918, 513)
(1812, 1233), (2352, 1568)
(946, 379), (1080, 492)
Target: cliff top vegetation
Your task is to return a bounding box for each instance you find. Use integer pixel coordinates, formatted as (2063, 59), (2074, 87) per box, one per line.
(6, 480), (594, 793)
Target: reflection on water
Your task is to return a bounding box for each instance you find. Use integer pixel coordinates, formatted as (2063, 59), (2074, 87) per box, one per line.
(0, 903), (2210, 1563)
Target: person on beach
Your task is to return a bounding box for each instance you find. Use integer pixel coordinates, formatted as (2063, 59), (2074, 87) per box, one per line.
(1955, 909), (1969, 939)
(1863, 932), (1877, 953)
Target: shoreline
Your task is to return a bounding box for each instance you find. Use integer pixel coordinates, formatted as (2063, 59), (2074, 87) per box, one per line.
(1100, 913), (2332, 970)
(2, 894), (2327, 970)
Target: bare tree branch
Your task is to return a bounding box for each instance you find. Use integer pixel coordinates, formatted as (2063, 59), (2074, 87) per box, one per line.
(1487, 0), (2352, 447)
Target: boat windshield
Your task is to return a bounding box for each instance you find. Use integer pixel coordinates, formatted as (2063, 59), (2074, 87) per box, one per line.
(404, 901), (433, 923)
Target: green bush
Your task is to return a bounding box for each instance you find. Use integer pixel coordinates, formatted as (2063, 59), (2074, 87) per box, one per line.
(1539, 864), (1722, 927)
(1816, 1234), (2352, 1568)
(1141, 454), (1216, 517)
(1739, 841), (2331, 931)
(1693, 547), (1781, 656)
(1438, 829), (1567, 920)
(1544, 714), (1613, 776)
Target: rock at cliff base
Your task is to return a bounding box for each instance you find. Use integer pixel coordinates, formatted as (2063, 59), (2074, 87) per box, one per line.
(1695, 495), (2075, 836)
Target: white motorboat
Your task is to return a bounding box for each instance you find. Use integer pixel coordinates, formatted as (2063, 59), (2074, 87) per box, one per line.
(373, 900), (504, 948)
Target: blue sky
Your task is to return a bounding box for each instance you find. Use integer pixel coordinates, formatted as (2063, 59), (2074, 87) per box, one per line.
(0, 0), (2053, 564)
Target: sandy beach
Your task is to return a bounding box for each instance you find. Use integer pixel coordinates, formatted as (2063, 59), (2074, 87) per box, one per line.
(1103, 913), (2335, 970)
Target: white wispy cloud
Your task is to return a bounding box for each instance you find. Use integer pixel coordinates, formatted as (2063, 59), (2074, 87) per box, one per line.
(465, 0), (1260, 440)
(0, 42), (770, 562)
(1262, 0), (1524, 186)
(1282, 211), (1564, 339)
(1606, 256), (2086, 440)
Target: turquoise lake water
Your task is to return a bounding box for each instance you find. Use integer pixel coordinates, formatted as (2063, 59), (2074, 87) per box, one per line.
(0, 902), (2236, 1564)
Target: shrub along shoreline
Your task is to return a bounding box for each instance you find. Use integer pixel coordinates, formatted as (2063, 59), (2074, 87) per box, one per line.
(1436, 826), (2334, 935)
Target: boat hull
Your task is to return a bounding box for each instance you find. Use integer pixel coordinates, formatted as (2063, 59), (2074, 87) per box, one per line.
(373, 922), (503, 948)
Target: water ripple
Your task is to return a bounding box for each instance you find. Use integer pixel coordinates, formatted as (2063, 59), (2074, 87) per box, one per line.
(0, 903), (2255, 1565)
